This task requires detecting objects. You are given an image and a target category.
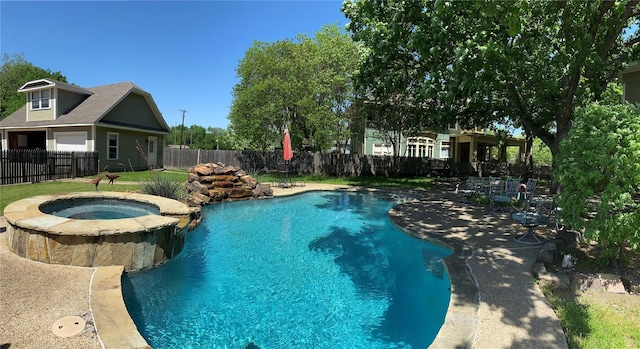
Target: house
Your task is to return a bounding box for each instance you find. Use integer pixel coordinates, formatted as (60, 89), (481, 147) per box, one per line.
(621, 61), (640, 105)
(351, 123), (525, 163)
(0, 79), (170, 170)
(448, 126), (525, 163)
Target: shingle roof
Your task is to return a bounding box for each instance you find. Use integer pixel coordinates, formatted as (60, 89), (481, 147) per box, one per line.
(65, 82), (141, 124)
(0, 81), (168, 132)
(19, 78), (92, 95)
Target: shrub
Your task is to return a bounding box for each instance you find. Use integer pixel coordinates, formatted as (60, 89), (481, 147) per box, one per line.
(556, 103), (640, 263)
(139, 171), (184, 200)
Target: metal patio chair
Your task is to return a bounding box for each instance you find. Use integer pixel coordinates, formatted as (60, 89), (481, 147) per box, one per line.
(490, 177), (520, 213)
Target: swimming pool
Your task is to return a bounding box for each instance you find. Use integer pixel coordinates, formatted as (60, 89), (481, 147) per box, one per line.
(122, 191), (451, 348)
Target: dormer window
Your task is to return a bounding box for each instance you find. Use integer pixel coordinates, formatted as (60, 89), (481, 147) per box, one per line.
(31, 89), (50, 110)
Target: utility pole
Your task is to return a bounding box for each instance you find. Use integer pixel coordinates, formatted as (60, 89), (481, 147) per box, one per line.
(179, 109), (187, 150)
(178, 110), (187, 168)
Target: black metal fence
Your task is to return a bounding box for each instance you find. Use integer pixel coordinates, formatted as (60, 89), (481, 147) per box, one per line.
(163, 148), (553, 179)
(0, 150), (99, 185)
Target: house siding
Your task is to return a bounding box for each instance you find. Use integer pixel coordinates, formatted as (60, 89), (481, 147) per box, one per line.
(57, 89), (88, 117)
(95, 127), (163, 171)
(622, 70), (640, 104)
(27, 106), (54, 122)
(101, 93), (164, 131)
(360, 129), (451, 159)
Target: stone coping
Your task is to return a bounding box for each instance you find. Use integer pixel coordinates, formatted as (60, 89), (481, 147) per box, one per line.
(91, 266), (151, 349)
(4, 192), (190, 236)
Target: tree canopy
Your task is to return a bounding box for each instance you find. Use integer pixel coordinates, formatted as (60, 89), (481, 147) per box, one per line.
(343, 0), (639, 167)
(165, 125), (242, 150)
(228, 24), (361, 152)
(1, 53), (67, 120)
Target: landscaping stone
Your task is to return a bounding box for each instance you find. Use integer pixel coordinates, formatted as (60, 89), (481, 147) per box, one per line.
(570, 273), (628, 294)
(556, 230), (580, 248)
(621, 275), (640, 294)
(537, 248), (554, 265)
(598, 273), (627, 294)
(538, 272), (571, 289)
(184, 162), (273, 206)
(537, 242), (558, 266)
(571, 273), (602, 292)
(532, 262), (547, 278)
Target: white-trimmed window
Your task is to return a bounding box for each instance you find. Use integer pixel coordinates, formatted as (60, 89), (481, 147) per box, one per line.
(30, 89), (50, 110)
(373, 143), (393, 156)
(107, 132), (119, 160)
(440, 141), (450, 158)
(407, 137), (434, 158)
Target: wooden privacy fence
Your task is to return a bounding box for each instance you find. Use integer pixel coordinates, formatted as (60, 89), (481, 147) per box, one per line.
(163, 148), (443, 176)
(0, 150), (99, 185)
(163, 148), (553, 179)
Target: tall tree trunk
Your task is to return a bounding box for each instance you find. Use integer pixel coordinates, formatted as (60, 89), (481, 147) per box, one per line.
(549, 117), (572, 194)
(524, 126), (534, 179)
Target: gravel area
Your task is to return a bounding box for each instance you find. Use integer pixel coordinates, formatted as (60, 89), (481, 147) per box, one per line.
(0, 218), (102, 349)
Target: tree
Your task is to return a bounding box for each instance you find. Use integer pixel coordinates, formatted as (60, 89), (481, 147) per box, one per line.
(532, 138), (553, 166)
(343, 0), (639, 188)
(556, 103), (640, 264)
(1, 53), (67, 120)
(186, 125), (207, 148)
(228, 24), (360, 152)
(313, 24), (362, 154)
(229, 38), (312, 151)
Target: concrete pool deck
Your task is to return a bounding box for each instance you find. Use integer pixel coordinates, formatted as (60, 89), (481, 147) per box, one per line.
(0, 184), (567, 348)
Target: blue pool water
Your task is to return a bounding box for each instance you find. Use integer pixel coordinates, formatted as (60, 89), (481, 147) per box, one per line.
(122, 191), (451, 349)
(41, 198), (160, 219)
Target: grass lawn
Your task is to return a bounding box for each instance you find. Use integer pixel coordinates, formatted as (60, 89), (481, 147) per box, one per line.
(542, 285), (640, 348)
(256, 173), (438, 190)
(0, 171), (436, 215)
(0, 170), (192, 214)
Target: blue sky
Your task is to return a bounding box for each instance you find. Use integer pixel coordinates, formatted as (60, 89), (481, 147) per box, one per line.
(1, 0), (349, 129)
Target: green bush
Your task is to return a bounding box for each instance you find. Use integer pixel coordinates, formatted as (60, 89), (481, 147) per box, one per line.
(139, 172), (184, 200)
(556, 103), (640, 261)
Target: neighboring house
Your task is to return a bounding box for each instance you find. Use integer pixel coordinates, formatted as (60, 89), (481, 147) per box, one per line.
(621, 61), (640, 105)
(351, 123), (525, 164)
(0, 79), (170, 170)
(448, 126), (525, 164)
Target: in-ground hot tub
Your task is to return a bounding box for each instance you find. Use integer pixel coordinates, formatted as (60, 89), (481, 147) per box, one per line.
(4, 192), (194, 271)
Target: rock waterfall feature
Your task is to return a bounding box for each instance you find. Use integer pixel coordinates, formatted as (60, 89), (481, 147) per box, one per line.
(184, 162), (273, 206)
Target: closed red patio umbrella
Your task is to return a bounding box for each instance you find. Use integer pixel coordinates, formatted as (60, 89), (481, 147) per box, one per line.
(283, 127), (293, 161)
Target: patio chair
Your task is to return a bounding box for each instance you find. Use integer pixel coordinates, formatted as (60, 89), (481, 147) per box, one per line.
(490, 177), (520, 213)
(455, 176), (479, 204)
(520, 178), (538, 201)
(511, 196), (554, 244)
(276, 162), (294, 188)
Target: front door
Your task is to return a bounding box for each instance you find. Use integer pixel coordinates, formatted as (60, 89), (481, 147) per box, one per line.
(460, 143), (471, 163)
(147, 136), (157, 167)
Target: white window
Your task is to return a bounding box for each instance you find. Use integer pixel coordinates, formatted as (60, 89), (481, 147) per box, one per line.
(440, 141), (450, 158)
(408, 144), (416, 157)
(407, 137), (434, 158)
(373, 143), (392, 156)
(30, 89), (50, 110)
(107, 132), (119, 160)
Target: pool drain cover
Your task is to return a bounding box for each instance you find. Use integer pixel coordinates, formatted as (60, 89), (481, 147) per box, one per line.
(52, 316), (85, 337)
